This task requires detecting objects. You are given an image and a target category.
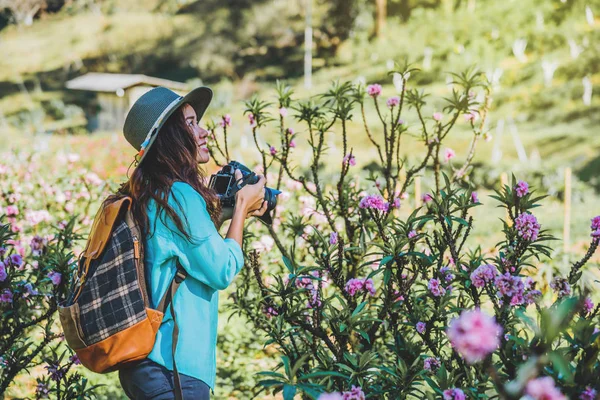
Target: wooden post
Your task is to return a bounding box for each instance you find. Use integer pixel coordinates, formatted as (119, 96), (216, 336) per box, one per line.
(415, 176), (422, 208)
(304, 0), (313, 89)
(375, 0), (387, 38)
(563, 167), (572, 253)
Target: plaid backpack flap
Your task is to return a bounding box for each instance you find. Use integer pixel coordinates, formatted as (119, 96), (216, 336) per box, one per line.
(59, 197), (164, 373)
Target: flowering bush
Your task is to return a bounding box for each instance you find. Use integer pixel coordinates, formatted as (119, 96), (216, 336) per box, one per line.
(0, 218), (99, 398)
(206, 64), (600, 399)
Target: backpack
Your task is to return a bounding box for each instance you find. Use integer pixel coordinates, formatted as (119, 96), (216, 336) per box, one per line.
(59, 196), (188, 397)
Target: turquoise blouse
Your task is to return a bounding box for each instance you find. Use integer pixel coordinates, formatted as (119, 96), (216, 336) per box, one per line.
(144, 181), (244, 390)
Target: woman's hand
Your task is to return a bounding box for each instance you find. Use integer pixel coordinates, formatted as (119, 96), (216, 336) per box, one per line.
(234, 169), (266, 217)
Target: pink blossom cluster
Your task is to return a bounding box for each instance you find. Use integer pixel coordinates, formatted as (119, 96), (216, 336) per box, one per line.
(367, 84), (382, 98)
(407, 230), (417, 239)
(317, 386), (365, 400)
(343, 154), (356, 167)
(444, 148), (455, 163)
(549, 277), (571, 298)
(440, 266), (455, 282)
(220, 114), (231, 127)
(329, 232), (338, 245)
(433, 112), (443, 122)
(386, 96), (400, 108)
(443, 388), (466, 400)
(279, 107), (288, 117)
(345, 278), (376, 297)
(495, 273), (526, 305)
(48, 271), (62, 286)
(248, 113), (257, 127)
(30, 235), (48, 257)
(428, 278), (446, 297)
(423, 357), (441, 372)
(591, 216), (600, 237)
(525, 376), (566, 400)
(264, 306), (279, 318)
(580, 386), (597, 400)
(416, 321), (426, 334)
(0, 289), (13, 303)
(471, 192), (479, 203)
(583, 298), (594, 315)
(359, 194), (389, 212)
(515, 180), (529, 197)
(342, 386), (365, 400)
(470, 264), (498, 288)
(0, 262), (6, 281)
(514, 212), (541, 242)
(447, 309), (502, 364)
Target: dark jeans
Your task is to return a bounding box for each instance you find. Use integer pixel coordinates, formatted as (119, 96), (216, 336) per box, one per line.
(119, 359), (211, 400)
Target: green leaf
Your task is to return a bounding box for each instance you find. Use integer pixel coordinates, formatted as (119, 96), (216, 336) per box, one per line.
(298, 371), (349, 381)
(352, 301), (367, 317)
(548, 351), (574, 382)
(283, 384), (297, 400)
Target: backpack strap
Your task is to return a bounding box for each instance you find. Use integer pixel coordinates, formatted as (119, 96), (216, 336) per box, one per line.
(156, 261), (188, 400)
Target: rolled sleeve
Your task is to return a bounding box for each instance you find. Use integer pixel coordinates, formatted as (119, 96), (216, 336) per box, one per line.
(168, 182), (245, 290)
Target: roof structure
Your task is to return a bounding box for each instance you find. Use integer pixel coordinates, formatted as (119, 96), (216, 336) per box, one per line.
(65, 73), (188, 92)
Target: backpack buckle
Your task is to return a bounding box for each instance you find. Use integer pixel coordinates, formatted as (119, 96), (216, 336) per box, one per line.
(175, 270), (187, 284)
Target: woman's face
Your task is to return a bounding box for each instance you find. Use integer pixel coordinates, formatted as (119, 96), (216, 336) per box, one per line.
(182, 103), (210, 164)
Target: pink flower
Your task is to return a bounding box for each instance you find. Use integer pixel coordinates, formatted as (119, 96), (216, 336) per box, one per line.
(10, 254), (23, 267)
(433, 112), (443, 122)
(398, 118), (405, 125)
(447, 309), (502, 363)
(443, 388), (466, 400)
(329, 232), (338, 245)
(286, 127), (295, 136)
(289, 140), (296, 148)
(524, 290), (542, 305)
(48, 271), (62, 286)
(591, 216), (600, 237)
(416, 321), (426, 334)
(583, 298), (594, 314)
(0, 289), (13, 303)
(264, 306), (279, 318)
(359, 194), (389, 212)
(525, 376), (566, 400)
(279, 107), (288, 117)
(471, 192), (479, 203)
(69, 354), (81, 365)
(386, 96), (400, 108)
(343, 154), (356, 166)
(220, 114), (231, 127)
(428, 278), (446, 297)
(464, 111), (478, 122)
(342, 385), (365, 400)
(0, 263), (6, 282)
(344, 278), (376, 297)
(444, 148), (456, 163)
(470, 264), (498, 288)
(580, 387), (597, 400)
(495, 273), (525, 303)
(408, 230), (417, 239)
(421, 193), (433, 204)
(248, 113), (257, 127)
(318, 393), (344, 400)
(391, 198), (401, 208)
(24, 283), (38, 296)
(549, 277), (571, 298)
(5, 205), (18, 216)
(515, 180), (529, 197)
(423, 357), (441, 372)
(367, 84), (382, 98)
(514, 213), (541, 241)
(269, 146), (277, 156)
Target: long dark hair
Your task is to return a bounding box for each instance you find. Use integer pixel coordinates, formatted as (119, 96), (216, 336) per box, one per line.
(109, 104), (221, 241)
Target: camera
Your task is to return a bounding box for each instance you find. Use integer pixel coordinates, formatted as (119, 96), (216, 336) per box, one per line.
(208, 161), (281, 224)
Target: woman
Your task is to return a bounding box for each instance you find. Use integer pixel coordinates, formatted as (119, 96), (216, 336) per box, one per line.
(116, 86), (267, 399)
